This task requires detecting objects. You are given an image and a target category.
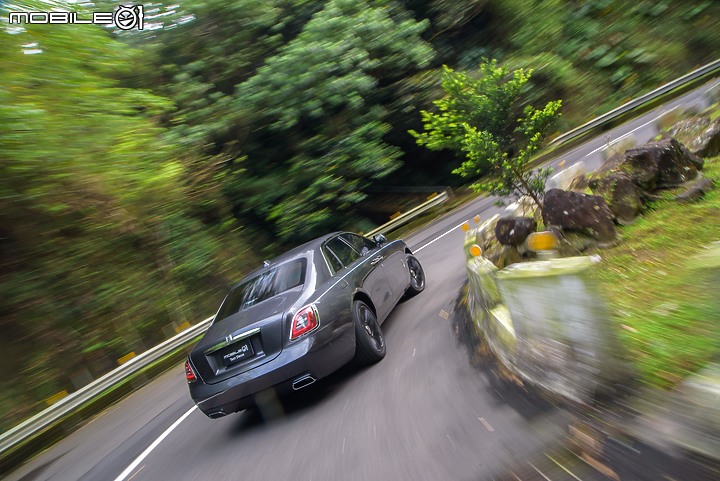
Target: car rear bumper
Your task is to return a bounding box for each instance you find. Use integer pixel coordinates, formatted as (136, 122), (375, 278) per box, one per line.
(189, 323), (354, 418)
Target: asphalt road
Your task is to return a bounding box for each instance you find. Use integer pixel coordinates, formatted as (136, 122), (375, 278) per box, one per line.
(6, 77), (720, 481)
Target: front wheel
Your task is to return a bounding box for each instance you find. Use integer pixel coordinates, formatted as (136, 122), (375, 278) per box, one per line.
(405, 255), (425, 297)
(352, 300), (386, 366)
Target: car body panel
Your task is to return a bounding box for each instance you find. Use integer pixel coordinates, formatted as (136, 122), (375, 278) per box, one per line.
(186, 232), (422, 418)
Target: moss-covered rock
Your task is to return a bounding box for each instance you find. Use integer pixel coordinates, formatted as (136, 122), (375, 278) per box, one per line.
(589, 171), (645, 224)
(668, 116), (720, 158)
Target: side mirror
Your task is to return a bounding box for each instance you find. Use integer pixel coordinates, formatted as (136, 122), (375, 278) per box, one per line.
(373, 234), (387, 246)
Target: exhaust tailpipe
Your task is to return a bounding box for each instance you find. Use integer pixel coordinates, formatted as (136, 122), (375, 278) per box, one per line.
(292, 375), (316, 390)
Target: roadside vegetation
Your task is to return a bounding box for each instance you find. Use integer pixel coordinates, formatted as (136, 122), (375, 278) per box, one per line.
(591, 156), (720, 389)
(2, 0), (720, 430)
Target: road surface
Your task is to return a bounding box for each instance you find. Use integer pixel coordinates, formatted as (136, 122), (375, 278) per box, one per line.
(6, 77), (720, 481)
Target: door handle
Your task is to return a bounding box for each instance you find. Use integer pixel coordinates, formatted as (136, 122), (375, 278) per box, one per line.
(370, 256), (383, 266)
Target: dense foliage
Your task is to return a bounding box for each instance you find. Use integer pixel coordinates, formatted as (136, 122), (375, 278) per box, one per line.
(1, 0), (719, 428)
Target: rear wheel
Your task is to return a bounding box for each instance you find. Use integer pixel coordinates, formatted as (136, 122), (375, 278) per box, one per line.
(352, 300), (386, 366)
(405, 255), (425, 297)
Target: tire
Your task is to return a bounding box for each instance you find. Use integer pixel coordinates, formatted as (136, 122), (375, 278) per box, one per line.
(404, 255), (425, 297)
(352, 300), (386, 366)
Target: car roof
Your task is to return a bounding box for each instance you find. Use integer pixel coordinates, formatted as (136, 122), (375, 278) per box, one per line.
(269, 231), (341, 265)
(239, 232), (346, 282)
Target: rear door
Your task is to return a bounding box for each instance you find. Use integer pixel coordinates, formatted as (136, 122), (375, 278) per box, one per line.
(344, 233), (409, 306)
(323, 235), (394, 321)
(377, 241), (410, 304)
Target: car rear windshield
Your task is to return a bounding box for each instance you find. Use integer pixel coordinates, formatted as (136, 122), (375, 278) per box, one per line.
(215, 258), (306, 322)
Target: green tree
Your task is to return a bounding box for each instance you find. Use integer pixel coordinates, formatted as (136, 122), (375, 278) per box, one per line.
(411, 59), (561, 210)
(224, 0), (434, 242)
(0, 4), (259, 429)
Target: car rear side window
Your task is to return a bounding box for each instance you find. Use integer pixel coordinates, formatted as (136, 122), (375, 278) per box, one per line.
(215, 259), (306, 322)
(341, 233), (375, 256)
(322, 245), (344, 274)
(325, 237), (360, 270)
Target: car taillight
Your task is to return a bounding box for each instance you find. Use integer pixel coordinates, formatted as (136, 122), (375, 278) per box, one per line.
(290, 305), (319, 340)
(185, 360), (197, 383)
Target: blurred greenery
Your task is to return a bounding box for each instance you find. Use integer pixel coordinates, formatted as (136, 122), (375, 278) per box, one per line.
(592, 156), (720, 389)
(1, 0), (720, 430)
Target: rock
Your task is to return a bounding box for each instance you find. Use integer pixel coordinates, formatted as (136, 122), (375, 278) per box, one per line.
(483, 237), (503, 264)
(542, 189), (617, 243)
(668, 116), (720, 158)
(675, 173), (715, 202)
(624, 138), (701, 189)
(595, 137), (703, 191)
(665, 362), (720, 460)
(562, 230), (599, 253)
(504, 195), (537, 217)
(545, 161), (587, 192)
(495, 217), (536, 246)
(547, 226), (582, 257)
(589, 171), (645, 225)
(568, 174), (591, 193)
(477, 214), (501, 251)
(488, 245), (524, 270)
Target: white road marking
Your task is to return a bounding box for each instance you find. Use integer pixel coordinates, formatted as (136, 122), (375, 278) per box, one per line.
(341, 438), (346, 454)
(113, 405), (197, 481)
(478, 417), (494, 432)
(412, 348), (416, 358)
(530, 462), (552, 481)
(415, 220), (468, 252)
(584, 106), (679, 157)
(546, 454), (582, 481)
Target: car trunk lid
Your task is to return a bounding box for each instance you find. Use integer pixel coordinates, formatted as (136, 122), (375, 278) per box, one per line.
(189, 293), (297, 384)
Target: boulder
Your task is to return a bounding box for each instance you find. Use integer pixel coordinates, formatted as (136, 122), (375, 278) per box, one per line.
(568, 174), (591, 193)
(487, 245), (524, 270)
(595, 137), (703, 192)
(589, 171), (645, 225)
(542, 189), (617, 244)
(675, 173), (715, 202)
(504, 195), (537, 217)
(668, 116), (720, 158)
(542, 226), (598, 256)
(624, 138), (702, 189)
(483, 236), (503, 264)
(477, 214), (501, 250)
(495, 216), (536, 246)
(547, 226), (582, 257)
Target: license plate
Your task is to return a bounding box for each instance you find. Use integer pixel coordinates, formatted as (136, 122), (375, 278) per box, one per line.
(220, 339), (254, 367)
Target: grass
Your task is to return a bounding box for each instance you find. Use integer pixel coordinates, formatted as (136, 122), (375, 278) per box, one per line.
(589, 156), (720, 390)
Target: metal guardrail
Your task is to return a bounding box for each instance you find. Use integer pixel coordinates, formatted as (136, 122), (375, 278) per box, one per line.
(0, 316), (214, 456)
(366, 190), (451, 237)
(550, 58), (720, 146)
(0, 193), (452, 458)
(3, 58), (720, 462)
